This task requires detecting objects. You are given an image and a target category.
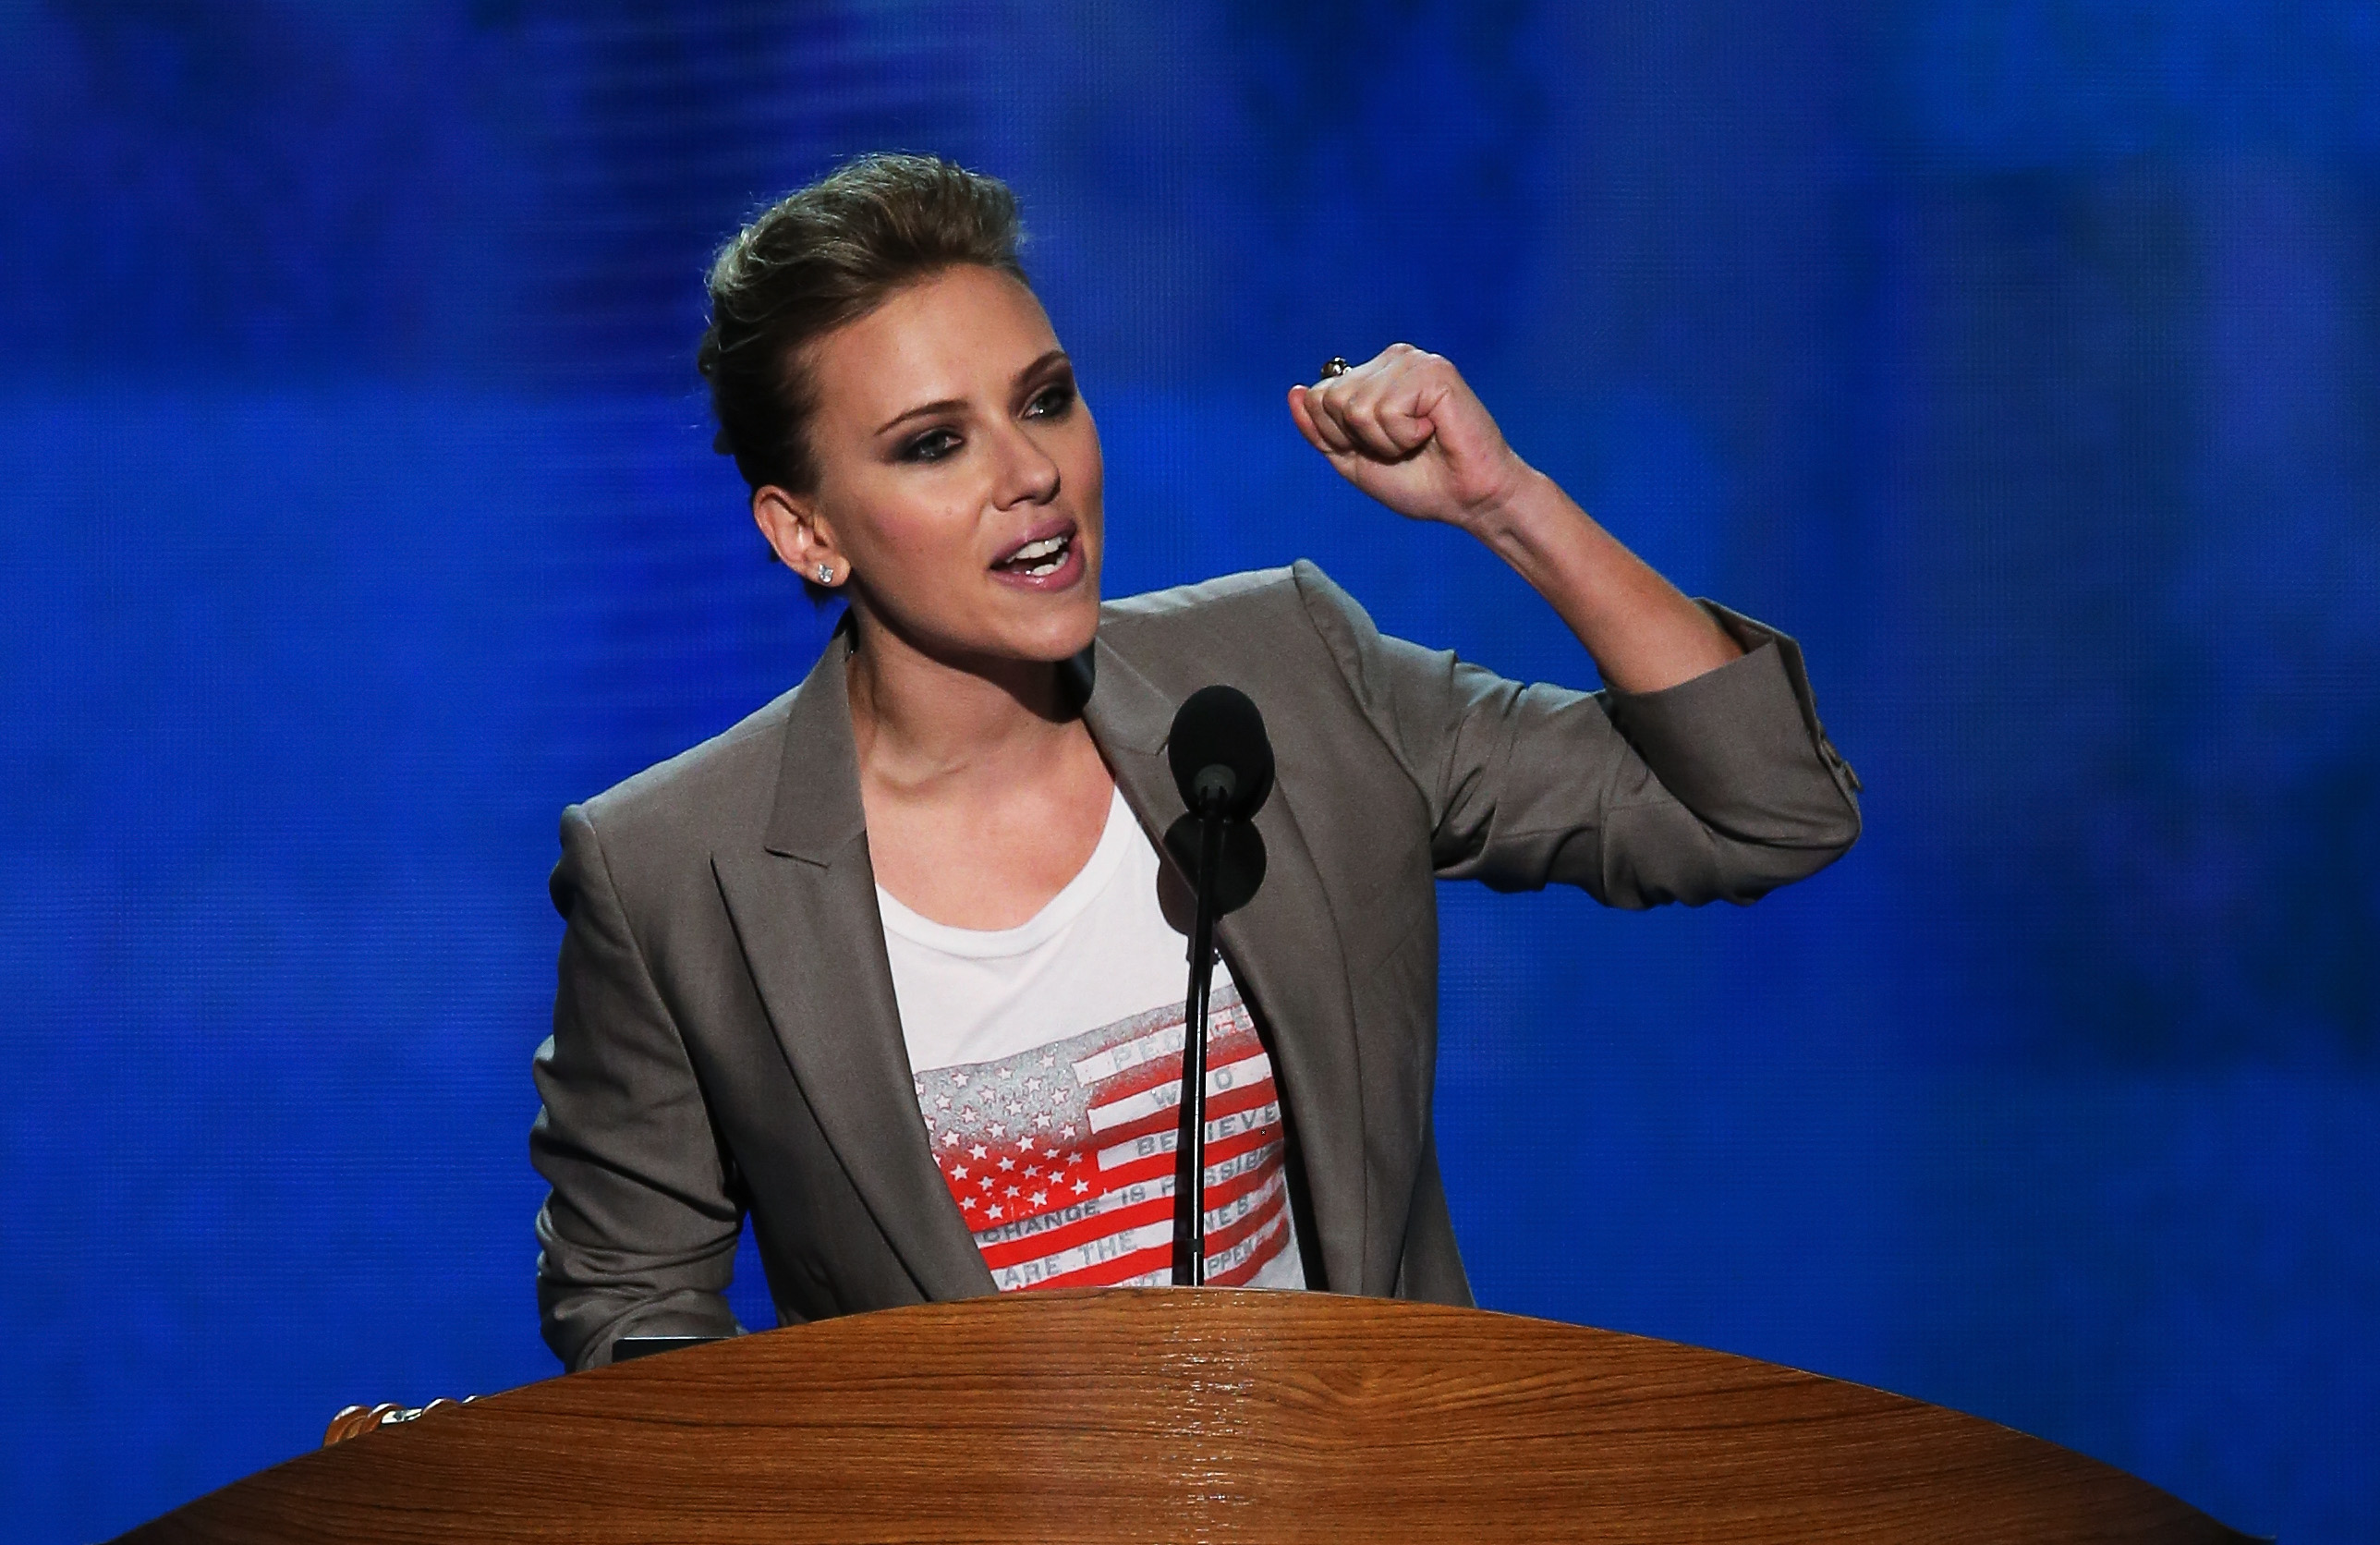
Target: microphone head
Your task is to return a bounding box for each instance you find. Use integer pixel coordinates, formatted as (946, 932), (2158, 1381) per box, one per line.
(1167, 685), (1273, 820)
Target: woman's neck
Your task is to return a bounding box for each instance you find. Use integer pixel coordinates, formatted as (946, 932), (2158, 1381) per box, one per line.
(844, 603), (1081, 798)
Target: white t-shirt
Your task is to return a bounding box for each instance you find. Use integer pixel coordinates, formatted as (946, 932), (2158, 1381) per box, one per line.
(878, 787), (1306, 1293)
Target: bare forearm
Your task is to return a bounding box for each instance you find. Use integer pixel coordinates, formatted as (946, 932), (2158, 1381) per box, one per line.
(1464, 466), (1742, 695)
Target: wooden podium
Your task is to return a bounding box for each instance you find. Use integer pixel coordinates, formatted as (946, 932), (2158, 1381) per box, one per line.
(119, 1289), (2251, 1542)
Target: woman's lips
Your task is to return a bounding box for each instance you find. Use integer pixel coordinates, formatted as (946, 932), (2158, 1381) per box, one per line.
(989, 521), (1086, 590)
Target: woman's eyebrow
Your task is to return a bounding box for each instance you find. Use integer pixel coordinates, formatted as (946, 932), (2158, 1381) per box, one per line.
(874, 352), (1070, 435)
(1008, 351), (1074, 408)
(1014, 348), (1070, 384)
(874, 396), (966, 436)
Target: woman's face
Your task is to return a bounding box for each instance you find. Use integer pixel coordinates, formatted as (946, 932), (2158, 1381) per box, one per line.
(767, 263), (1104, 666)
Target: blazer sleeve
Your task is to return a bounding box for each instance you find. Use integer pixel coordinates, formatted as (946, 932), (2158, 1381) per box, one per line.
(529, 803), (745, 1369)
(1288, 559), (1862, 907)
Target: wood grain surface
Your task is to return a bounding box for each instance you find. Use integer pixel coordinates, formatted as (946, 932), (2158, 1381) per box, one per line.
(117, 1287), (2252, 1543)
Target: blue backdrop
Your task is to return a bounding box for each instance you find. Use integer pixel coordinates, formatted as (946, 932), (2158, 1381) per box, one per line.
(5, 4), (2374, 1539)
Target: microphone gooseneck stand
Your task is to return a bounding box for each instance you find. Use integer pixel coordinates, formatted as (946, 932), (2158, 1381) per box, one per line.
(1171, 772), (1232, 1286)
(1164, 686), (1273, 1288)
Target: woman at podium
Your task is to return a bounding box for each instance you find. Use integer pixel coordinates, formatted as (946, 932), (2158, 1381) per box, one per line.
(528, 153), (1862, 1370)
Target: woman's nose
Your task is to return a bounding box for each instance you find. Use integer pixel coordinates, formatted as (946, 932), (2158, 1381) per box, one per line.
(990, 422), (1061, 507)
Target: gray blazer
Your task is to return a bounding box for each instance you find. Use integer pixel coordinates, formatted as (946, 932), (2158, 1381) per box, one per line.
(530, 561), (1862, 1370)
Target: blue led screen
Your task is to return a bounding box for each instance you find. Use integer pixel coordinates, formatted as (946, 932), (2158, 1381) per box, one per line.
(3, 5), (2375, 1539)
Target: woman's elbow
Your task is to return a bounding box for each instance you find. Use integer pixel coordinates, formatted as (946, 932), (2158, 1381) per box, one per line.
(1720, 785), (1862, 899)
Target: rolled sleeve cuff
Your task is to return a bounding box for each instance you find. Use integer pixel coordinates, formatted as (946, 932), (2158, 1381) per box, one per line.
(1600, 601), (1863, 842)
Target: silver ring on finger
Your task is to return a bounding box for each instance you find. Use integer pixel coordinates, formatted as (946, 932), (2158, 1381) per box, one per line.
(1318, 356), (1351, 381)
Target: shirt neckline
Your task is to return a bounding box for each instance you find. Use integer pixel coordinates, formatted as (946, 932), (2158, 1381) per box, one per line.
(874, 785), (1138, 960)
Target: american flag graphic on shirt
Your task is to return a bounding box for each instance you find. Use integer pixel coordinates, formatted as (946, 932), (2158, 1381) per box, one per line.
(910, 982), (1297, 1292)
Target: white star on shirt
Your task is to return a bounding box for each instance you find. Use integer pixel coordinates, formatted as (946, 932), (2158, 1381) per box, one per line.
(1073, 1179), (1091, 1195)
(989, 1123), (1006, 1138)
(941, 1131), (960, 1148)
(951, 1073), (968, 1087)
(1029, 1190), (1047, 1206)
(935, 1095), (952, 1111)
(987, 1204), (1003, 1220)
(969, 1144), (987, 1160)
(1040, 1052), (1056, 1067)
(1060, 1125), (1076, 1140)
(1005, 1185), (1019, 1198)
(1035, 1113), (1051, 1128)
(997, 1156), (1014, 1171)
(952, 1164), (969, 1180)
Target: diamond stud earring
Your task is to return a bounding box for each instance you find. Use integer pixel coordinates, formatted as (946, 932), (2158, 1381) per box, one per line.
(815, 564), (833, 585)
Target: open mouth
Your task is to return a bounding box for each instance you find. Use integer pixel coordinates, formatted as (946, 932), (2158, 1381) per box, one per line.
(991, 525), (1076, 578)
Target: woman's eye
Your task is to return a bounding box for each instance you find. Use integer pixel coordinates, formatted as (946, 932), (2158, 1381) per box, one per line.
(899, 428), (961, 463)
(1026, 383), (1075, 420)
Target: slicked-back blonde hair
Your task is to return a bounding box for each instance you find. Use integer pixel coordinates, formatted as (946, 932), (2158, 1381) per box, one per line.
(698, 153), (1027, 590)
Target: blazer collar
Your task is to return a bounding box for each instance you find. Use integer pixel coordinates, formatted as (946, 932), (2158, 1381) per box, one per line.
(760, 615), (867, 866)
(719, 622), (995, 1301)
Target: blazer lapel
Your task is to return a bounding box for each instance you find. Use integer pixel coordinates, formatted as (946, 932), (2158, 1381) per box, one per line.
(1078, 636), (1372, 1296)
(710, 627), (996, 1302)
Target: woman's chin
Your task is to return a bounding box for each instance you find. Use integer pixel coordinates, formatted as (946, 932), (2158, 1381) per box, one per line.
(983, 563), (1100, 660)
(1004, 596), (1101, 663)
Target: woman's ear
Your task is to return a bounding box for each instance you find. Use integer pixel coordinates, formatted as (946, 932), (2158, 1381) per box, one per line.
(753, 485), (843, 579)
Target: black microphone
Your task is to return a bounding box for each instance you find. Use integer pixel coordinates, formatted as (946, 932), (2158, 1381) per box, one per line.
(1168, 685), (1274, 821)
(1165, 686), (1272, 1287)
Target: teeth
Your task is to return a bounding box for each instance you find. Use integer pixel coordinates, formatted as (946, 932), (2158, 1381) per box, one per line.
(1009, 535), (1065, 563)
